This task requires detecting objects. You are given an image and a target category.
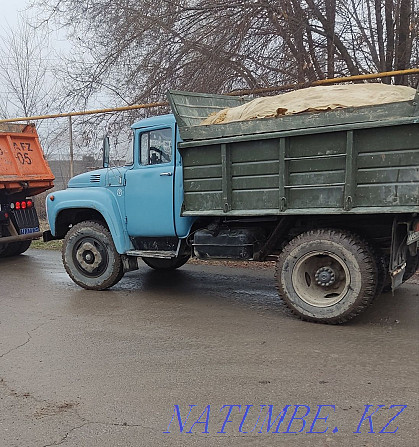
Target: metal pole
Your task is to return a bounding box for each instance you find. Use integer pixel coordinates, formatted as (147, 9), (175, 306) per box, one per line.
(69, 115), (74, 178)
(0, 102), (169, 123)
(228, 68), (419, 96)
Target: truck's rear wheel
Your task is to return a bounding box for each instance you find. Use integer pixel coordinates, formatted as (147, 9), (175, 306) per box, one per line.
(62, 221), (124, 290)
(0, 240), (32, 257)
(275, 229), (378, 324)
(142, 254), (190, 271)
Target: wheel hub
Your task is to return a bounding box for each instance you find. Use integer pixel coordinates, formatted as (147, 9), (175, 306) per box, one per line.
(315, 266), (336, 287)
(76, 241), (103, 273)
(291, 251), (350, 307)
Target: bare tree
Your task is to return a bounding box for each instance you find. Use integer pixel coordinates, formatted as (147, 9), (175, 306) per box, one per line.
(0, 18), (52, 117)
(34, 0), (418, 110)
(0, 16), (68, 159)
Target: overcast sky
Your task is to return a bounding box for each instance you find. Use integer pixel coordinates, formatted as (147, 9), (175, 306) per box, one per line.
(0, 0), (72, 113)
(2, 0), (30, 27)
(1, 0), (70, 61)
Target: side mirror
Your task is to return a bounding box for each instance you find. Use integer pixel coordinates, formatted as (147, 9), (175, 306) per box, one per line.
(103, 136), (110, 168)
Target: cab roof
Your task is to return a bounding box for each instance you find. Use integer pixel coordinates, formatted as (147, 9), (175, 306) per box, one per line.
(131, 114), (176, 130)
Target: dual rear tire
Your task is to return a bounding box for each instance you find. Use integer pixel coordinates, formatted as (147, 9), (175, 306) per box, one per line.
(275, 229), (379, 324)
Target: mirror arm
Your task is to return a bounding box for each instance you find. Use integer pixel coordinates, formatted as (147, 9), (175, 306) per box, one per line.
(103, 136), (110, 168)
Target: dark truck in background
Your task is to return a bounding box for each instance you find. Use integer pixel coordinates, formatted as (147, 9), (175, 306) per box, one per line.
(0, 123), (54, 257)
(45, 87), (419, 323)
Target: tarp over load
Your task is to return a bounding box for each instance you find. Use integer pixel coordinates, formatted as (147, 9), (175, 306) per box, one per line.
(167, 83), (418, 142)
(201, 83), (416, 125)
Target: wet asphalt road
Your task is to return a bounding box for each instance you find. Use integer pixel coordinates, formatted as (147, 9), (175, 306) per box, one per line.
(0, 249), (417, 447)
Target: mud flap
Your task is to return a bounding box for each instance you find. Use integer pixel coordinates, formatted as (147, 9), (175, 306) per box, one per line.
(391, 263), (406, 291)
(122, 255), (140, 273)
(389, 217), (408, 292)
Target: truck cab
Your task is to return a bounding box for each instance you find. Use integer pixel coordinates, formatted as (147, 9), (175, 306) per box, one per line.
(125, 115), (194, 239)
(45, 114), (196, 290)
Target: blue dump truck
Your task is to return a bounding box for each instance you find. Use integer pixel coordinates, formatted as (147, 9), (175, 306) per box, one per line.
(44, 87), (419, 323)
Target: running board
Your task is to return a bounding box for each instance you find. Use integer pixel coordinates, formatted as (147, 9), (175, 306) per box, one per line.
(126, 250), (177, 259)
(126, 239), (183, 259)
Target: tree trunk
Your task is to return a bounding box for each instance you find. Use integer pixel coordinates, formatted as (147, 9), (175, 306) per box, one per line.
(325, 0), (337, 78)
(384, 0), (395, 76)
(374, 0), (386, 72)
(395, 0), (412, 85)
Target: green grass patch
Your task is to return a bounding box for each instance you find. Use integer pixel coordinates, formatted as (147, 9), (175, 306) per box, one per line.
(31, 239), (63, 250)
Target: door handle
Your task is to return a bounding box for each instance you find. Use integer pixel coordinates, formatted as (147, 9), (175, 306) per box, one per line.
(160, 172), (173, 176)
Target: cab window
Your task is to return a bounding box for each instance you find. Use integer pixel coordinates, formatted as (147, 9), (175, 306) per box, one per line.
(125, 132), (134, 166)
(140, 128), (172, 165)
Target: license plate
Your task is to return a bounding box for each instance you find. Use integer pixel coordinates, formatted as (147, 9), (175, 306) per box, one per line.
(19, 227), (40, 235)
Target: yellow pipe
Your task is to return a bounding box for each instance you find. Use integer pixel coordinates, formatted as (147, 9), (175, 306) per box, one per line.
(228, 68), (419, 96)
(0, 68), (417, 123)
(313, 68), (419, 84)
(0, 102), (169, 123)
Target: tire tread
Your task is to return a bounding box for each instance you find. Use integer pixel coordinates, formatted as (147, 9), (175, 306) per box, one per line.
(275, 228), (378, 324)
(62, 220), (123, 290)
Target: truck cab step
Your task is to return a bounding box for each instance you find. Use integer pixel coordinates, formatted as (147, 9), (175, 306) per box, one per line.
(126, 250), (177, 259)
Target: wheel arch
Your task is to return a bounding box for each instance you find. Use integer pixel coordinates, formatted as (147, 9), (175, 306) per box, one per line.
(55, 207), (107, 237)
(47, 189), (131, 253)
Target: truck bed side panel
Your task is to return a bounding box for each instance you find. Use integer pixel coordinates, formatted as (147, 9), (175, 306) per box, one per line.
(179, 121), (419, 216)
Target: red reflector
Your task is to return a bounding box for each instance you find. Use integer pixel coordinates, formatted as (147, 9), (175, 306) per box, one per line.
(21, 201), (27, 209)
(415, 221), (419, 232)
(5, 213), (8, 218)
(27, 200), (33, 208)
(15, 202), (21, 210)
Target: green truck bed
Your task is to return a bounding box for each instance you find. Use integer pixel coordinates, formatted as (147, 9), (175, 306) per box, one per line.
(167, 89), (419, 216)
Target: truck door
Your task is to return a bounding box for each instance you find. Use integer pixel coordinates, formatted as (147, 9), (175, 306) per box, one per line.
(124, 126), (176, 237)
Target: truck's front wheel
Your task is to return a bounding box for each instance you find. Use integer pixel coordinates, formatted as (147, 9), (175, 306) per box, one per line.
(62, 221), (124, 290)
(275, 229), (378, 324)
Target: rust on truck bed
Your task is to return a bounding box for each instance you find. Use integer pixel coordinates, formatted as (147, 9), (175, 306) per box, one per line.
(0, 123), (54, 195)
